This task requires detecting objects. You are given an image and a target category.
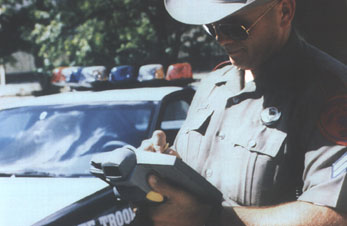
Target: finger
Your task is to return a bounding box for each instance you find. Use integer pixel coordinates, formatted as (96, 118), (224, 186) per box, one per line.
(147, 174), (177, 199)
(151, 130), (167, 153)
(163, 148), (181, 158)
(129, 202), (138, 213)
(139, 139), (156, 152)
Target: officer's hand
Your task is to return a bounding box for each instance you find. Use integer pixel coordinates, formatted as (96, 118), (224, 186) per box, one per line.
(139, 130), (180, 157)
(147, 174), (212, 226)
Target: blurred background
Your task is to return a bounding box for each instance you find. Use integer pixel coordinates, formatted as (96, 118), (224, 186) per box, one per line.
(0, 0), (346, 95)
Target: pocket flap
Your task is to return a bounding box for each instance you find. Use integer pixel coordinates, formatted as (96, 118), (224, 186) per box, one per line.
(232, 127), (287, 158)
(185, 108), (214, 134)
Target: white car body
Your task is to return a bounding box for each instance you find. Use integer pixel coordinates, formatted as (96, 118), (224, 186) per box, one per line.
(0, 177), (107, 226)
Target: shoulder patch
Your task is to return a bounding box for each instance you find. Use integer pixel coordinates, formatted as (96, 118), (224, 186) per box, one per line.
(318, 94), (347, 146)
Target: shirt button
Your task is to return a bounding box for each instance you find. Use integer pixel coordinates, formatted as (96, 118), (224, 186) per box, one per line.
(216, 131), (225, 140)
(248, 140), (257, 148)
(206, 169), (213, 178)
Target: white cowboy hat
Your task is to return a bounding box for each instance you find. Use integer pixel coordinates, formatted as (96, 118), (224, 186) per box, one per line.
(164, 0), (274, 25)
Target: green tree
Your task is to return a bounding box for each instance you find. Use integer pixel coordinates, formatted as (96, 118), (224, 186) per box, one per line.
(0, 0), (35, 65)
(20, 0), (224, 72)
(1, 0), (346, 74)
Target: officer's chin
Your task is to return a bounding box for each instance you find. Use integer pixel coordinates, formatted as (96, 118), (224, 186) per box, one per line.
(229, 56), (261, 71)
(229, 59), (248, 70)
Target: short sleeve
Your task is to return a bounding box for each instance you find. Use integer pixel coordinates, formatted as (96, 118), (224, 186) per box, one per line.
(298, 125), (347, 211)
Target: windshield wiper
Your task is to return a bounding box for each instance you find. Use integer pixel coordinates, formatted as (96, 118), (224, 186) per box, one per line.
(0, 171), (92, 178)
(16, 170), (56, 177)
(0, 173), (13, 177)
(0, 169), (58, 177)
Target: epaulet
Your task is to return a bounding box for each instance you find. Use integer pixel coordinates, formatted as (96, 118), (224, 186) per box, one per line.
(212, 60), (231, 71)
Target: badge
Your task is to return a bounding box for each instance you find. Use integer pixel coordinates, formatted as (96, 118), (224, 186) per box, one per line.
(261, 107), (281, 126)
(331, 152), (347, 178)
(318, 95), (347, 146)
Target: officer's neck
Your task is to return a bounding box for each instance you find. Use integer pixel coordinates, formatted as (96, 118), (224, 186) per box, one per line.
(243, 28), (293, 83)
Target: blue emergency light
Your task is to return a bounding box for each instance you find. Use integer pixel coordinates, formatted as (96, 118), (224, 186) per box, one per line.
(109, 66), (137, 82)
(69, 67), (83, 83)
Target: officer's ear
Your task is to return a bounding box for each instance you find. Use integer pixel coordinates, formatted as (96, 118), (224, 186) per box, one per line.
(279, 0), (296, 28)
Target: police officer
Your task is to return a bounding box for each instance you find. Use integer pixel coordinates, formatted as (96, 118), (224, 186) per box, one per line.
(139, 0), (347, 225)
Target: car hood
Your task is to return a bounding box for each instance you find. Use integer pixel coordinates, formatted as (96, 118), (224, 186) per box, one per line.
(0, 177), (108, 226)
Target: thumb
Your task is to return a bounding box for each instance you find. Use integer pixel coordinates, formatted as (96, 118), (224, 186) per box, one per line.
(148, 174), (177, 199)
(151, 130), (167, 153)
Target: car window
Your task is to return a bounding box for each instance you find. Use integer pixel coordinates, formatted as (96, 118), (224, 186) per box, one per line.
(160, 100), (189, 130)
(0, 101), (155, 176)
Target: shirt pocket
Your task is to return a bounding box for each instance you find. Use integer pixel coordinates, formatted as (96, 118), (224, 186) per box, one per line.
(223, 125), (287, 206)
(233, 125), (287, 157)
(175, 108), (214, 168)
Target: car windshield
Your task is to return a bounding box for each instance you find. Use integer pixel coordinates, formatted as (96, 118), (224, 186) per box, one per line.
(0, 101), (155, 177)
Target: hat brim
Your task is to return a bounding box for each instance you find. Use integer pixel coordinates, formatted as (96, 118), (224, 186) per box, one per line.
(164, 0), (272, 25)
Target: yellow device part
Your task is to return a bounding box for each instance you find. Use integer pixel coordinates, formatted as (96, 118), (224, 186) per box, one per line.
(146, 191), (164, 202)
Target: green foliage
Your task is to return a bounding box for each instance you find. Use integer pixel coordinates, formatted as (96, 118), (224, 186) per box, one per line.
(0, 0), (34, 64)
(0, 0), (225, 72)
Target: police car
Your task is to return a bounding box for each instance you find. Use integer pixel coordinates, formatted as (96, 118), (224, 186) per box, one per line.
(0, 80), (195, 226)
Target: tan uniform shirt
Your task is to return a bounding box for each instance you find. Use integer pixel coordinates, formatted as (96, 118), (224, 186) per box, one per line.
(173, 33), (347, 210)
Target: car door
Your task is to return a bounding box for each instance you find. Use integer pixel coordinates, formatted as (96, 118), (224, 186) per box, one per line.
(154, 88), (195, 144)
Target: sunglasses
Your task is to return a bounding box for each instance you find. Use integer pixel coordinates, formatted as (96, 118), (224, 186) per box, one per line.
(203, 0), (280, 41)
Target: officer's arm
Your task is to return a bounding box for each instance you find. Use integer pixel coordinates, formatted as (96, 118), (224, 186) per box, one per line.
(148, 175), (347, 226)
(222, 201), (347, 226)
